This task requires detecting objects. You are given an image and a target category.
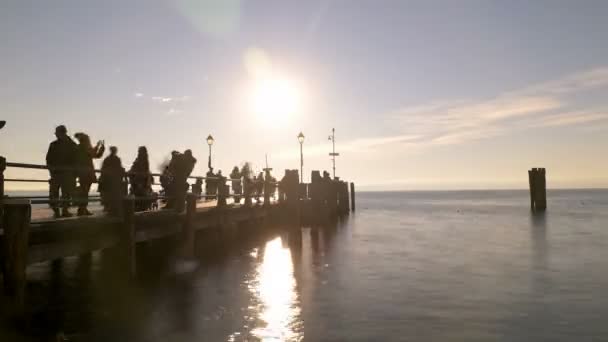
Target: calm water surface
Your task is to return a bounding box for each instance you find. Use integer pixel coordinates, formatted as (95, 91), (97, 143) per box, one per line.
(3, 189), (608, 341)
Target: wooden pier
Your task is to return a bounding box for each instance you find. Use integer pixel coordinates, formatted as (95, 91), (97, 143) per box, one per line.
(0, 159), (355, 312)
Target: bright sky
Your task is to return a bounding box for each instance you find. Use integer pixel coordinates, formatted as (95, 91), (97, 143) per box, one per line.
(2, 0), (608, 190)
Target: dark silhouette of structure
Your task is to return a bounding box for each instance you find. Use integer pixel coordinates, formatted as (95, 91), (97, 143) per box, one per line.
(46, 125), (78, 218)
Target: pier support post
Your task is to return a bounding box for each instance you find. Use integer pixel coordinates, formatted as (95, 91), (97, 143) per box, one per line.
(181, 193), (197, 258)
(0, 156), (5, 200)
(1, 199), (31, 312)
(350, 182), (355, 212)
(121, 198), (136, 278)
(528, 168), (547, 212)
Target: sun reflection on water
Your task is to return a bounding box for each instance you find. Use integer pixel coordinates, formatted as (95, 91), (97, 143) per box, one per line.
(249, 237), (302, 341)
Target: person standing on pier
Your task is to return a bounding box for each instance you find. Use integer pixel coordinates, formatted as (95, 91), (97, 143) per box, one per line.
(172, 149), (197, 212)
(129, 146), (154, 211)
(74, 132), (105, 216)
(230, 166), (242, 204)
(241, 162), (253, 206)
(255, 171), (264, 204)
(46, 125), (78, 218)
(205, 167), (217, 201)
(99, 146), (125, 216)
(263, 169), (276, 205)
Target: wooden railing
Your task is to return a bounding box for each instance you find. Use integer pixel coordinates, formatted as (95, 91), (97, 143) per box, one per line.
(0, 157), (280, 210)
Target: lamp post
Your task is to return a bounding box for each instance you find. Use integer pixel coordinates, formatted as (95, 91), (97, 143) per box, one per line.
(297, 132), (305, 183)
(206, 134), (214, 169)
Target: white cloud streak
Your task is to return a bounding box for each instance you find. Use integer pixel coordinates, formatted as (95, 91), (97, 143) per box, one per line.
(151, 95), (190, 103)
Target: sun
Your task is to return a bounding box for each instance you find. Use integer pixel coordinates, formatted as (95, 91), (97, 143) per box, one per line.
(250, 77), (301, 126)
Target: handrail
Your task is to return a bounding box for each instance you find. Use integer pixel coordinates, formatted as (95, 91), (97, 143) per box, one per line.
(3, 161), (280, 184)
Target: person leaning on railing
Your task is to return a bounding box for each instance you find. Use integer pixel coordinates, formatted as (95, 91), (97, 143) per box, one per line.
(46, 125), (79, 218)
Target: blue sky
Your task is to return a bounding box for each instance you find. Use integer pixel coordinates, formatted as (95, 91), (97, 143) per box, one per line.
(2, 0), (608, 190)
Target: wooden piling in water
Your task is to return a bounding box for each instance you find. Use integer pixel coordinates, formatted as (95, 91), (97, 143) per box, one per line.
(121, 198), (136, 278)
(1, 199), (31, 312)
(350, 182), (355, 212)
(528, 168), (547, 212)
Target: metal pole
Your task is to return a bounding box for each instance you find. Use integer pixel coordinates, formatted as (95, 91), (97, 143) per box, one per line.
(299, 142), (303, 183)
(331, 128), (335, 179)
(208, 145), (212, 168)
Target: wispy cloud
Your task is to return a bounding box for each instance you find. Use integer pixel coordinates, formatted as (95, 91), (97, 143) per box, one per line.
(151, 95), (190, 103)
(166, 108), (181, 116)
(390, 66), (608, 147)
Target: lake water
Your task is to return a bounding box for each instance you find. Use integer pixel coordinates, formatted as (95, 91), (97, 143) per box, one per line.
(2, 189), (608, 341)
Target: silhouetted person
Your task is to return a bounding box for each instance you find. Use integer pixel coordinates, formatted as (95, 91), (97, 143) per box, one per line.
(129, 146), (154, 211)
(99, 146), (125, 216)
(46, 125), (78, 218)
(217, 169), (227, 206)
(192, 178), (203, 197)
(172, 149), (197, 212)
(230, 166), (242, 204)
(74, 133), (105, 216)
(255, 172), (264, 203)
(263, 169), (276, 205)
(241, 163), (253, 206)
(205, 167), (217, 200)
(160, 165), (173, 206)
(164, 151), (181, 209)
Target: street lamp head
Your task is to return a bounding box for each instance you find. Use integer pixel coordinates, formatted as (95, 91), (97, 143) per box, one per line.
(206, 134), (214, 146)
(297, 132), (305, 144)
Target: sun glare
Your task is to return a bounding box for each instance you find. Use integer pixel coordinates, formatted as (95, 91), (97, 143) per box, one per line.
(250, 77), (301, 126)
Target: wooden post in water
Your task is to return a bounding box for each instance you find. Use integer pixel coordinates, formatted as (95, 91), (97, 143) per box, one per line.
(350, 182), (356, 212)
(1, 199), (31, 312)
(528, 168), (547, 212)
(121, 198), (136, 278)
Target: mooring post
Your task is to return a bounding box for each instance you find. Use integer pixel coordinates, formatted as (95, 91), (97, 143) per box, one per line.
(528, 169), (535, 211)
(121, 197), (136, 278)
(528, 168), (547, 212)
(343, 181), (350, 213)
(1, 199), (31, 312)
(350, 182), (355, 212)
(536, 168), (547, 211)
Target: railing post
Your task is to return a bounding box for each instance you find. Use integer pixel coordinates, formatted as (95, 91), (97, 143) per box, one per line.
(350, 182), (356, 212)
(1, 199), (31, 312)
(121, 197), (136, 278)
